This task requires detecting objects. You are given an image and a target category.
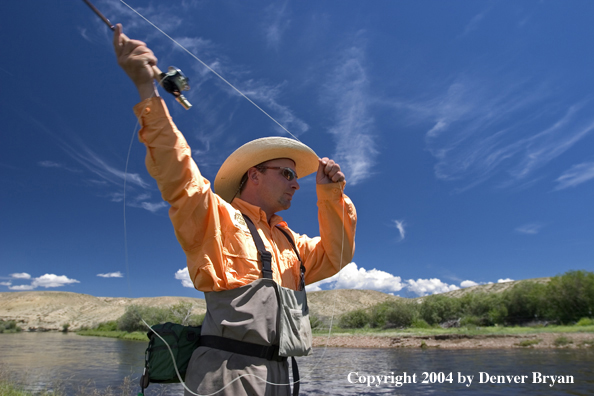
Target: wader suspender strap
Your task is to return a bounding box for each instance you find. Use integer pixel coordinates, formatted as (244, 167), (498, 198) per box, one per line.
(242, 215), (274, 279)
(276, 227), (306, 292)
(241, 214), (301, 396)
(200, 214), (302, 396)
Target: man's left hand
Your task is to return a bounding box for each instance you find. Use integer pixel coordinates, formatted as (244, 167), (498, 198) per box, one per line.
(316, 157), (345, 184)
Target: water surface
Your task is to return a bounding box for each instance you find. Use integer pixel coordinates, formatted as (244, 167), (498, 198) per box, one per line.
(0, 333), (592, 395)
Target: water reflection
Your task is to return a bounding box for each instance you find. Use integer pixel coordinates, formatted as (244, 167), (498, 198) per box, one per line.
(0, 333), (592, 395)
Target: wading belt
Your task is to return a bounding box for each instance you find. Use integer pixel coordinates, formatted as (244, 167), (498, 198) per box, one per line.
(199, 214), (304, 396)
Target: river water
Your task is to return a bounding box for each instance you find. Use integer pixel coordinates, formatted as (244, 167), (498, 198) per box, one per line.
(0, 333), (592, 395)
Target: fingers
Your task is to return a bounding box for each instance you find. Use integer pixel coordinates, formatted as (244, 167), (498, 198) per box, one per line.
(317, 157), (345, 184)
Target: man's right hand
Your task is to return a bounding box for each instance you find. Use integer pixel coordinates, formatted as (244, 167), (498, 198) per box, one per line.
(113, 24), (159, 100)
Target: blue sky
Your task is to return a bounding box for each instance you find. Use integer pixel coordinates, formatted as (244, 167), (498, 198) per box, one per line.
(1, 0), (593, 298)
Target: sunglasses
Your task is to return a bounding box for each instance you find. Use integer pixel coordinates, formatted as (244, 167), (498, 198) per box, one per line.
(259, 166), (298, 181)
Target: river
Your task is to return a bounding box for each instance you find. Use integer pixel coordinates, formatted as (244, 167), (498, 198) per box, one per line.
(0, 333), (592, 395)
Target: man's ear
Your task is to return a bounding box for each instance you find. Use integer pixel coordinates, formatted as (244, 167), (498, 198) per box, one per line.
(247, 167), (260, 185)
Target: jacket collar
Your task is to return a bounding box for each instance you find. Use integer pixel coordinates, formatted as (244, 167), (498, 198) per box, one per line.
(231, 197), (285, 228)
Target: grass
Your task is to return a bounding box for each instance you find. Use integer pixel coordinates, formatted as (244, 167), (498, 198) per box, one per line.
(553, 336), (573, 347)
(313, 324), (594, 337)
(76, 329), (149, 341)
(517, 339), (542, 347)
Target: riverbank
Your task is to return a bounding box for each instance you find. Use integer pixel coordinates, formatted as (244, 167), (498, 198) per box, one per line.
(69, 324), (594, 350)
(312, 325), (594, 349)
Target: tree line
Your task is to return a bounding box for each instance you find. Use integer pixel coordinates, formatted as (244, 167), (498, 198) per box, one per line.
(338, 270), (594, 329)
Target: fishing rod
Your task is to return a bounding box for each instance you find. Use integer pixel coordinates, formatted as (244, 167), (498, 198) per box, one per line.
(82, 0), (192, 110)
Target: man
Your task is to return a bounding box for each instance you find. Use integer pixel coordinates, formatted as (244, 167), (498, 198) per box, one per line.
(113, 24), (356, 396)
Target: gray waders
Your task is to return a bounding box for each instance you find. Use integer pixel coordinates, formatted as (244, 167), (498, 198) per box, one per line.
(183, 215), (312, 396)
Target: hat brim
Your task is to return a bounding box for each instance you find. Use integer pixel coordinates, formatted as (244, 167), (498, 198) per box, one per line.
(214, 137), (319, 203)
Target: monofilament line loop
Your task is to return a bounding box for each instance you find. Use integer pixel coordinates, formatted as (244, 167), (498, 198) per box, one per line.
(119, 0), (301, 143)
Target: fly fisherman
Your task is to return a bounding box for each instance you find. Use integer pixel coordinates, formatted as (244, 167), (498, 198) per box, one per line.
(113, 24), (356, 396)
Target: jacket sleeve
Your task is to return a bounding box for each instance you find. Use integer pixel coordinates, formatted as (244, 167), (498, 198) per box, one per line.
(294, 182), (357, 285)
(133, 97), (228, 291)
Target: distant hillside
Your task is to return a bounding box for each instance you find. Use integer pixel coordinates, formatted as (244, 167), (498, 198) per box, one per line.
(0, 278), (550, 331)
(0, 289), (399, 331)
(0, 291), (206, 332)
(434, 277), (551, 299)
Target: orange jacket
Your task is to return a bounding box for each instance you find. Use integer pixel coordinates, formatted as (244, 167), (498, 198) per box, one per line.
(134, 97), (356, 292)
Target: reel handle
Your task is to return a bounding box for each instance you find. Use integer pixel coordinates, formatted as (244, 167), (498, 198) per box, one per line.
(121, 32), (192, 110)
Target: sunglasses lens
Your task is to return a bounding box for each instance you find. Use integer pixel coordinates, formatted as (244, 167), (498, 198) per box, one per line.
(282, 168), (296, 181)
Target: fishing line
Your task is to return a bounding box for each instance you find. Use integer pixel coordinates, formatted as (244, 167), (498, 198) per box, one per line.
(115, 2), (352, 393)
(119, 0), (301, 143)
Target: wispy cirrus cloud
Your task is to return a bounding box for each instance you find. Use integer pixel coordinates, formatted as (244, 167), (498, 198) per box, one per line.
(262, 1), (291, 50)
(321, 35), (377, 185)
(554, 161), (594, 190)
(412, 74), (594, 191)
(393, 220), (406, 242)
(515, 223), (545, 235)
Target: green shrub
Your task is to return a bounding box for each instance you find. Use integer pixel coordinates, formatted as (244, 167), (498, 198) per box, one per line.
(502, 281), (549, 323)
(338, 309), (370, 329)
(576, 317), (594, 326)
(117, 302), (204, 332)
(419, 294), (461, 325)
(547, 270), (594, 324)
(308, 312), (325, 330)
(369, 302), (392, 328)
(0, 320), (21, 334)
(384, 300), (418, 328)
(95, 321), (118, 331)
(460, 315), (483, 327)
(411, 318), (432, 329)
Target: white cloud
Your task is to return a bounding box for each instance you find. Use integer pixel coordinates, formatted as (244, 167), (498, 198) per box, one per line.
(498, 278), (514, 283)
(321, 36), (377, 185)
(32, 274), (80, 288)
(97, 272), (124, 278)
(10, 273), (31, 279)
(460, 280), (479, 288)
(554, 161), (594, 190)
(8, 274), (79, 290)
(515, 223), (544, 235)
(9, 284), (36, 291)
(175, 268), (194, 288)
(406, 278), (460, 297)
(393, 220), (406, 241)
(306, 262), (405, 293)
(0, 282), (12, 286)
(306, 264), (510, 297)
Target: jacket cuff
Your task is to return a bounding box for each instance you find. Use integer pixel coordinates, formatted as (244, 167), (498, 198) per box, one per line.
(316, 181), (346, 200)
(133, 97), (171, 125)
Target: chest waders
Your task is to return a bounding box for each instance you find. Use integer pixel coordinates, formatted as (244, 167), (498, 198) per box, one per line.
(182, 214), (311, 396)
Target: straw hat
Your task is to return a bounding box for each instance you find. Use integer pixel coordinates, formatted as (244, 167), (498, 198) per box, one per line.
(214, 137), (319, 203)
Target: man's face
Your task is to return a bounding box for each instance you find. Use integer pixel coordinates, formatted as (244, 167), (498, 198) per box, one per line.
(258, 158), (300, 213)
